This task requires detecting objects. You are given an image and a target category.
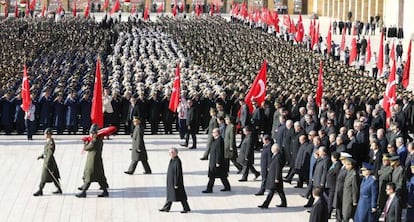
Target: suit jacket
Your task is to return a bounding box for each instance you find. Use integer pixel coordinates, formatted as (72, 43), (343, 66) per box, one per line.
(369, 150), (383, 177)
(384, 195), (402, 222)
(237, 134), (254, 165)
(260, 143), (273, 175)
(238, 104), (250, 128)
(333, 166), (347, 208)
(265, 152), (283, 190)
(326, 161), (342, 189)
(312, 156), (331, 187)
(208, 137), (227, 178)
(309, 197), (329, 222)
(186, 105), (197, 130)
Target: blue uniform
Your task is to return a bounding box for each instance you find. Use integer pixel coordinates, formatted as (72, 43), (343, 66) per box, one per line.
(407, 175), (414, 222)
(354, 175), (378, 222)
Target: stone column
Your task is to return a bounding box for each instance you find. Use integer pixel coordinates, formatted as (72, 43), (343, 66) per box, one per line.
(166, 0), (171, 12)
(268, 0), (274, 11)
(288, 0), (294, 14)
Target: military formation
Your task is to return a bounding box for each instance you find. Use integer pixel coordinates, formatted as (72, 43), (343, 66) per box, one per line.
(0, 11), (414, 221)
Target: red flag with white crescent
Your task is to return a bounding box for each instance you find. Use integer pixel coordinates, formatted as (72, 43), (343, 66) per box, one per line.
(366, 38), (371, 65)
(21, 65), (31, 112)
(144, 5), (149, 20)
(378, 31), (384, 76)
(327, 23), (332, 54)
(315, 61), (324, 107)
(84, 1), (90, 18)
(169, 64), (180, 112)
(349, 37), (357, 65)
(14, 0), (18, 18)
(90, 57), (104, 128)
(340, 26), (347, 51)
(402, 40), (412, 89)
(245, 60), (267, 113)
(103, 0), (109, 11)
(383, 47), (397, 124)
(110, 0), (120, 15)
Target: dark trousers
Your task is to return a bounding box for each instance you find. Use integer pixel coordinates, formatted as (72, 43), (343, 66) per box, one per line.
(372, 67), (378, 79)
(25, 119), (35, 139)
(259, 170), (268, 192)
(178, 119), (186, 139)
(185, 129), (197, 148)
(241, 162), (260, 180)
(326, 188), (335, 216)
(127, 160), (152, 173)
(149, 118), (158, 134)
(261, 187), (287, 207)
(285, 168), (305, 187)
(206, 176), (231, 191)
(230, 156), (242, 172)
(161, 200), (190, 211)
(80, 181), (108, 193)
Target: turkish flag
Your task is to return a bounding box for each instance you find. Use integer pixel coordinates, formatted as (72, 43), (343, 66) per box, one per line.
(73, 0), (77, 17)
(283, 14), (290, 27)
(84, 1), (90, 18)
(157, 2), (164, 13)
(383, 49), (397, 124)
(110, 0), (120, 15)
(245, 60), (267, 113)
(172, 4), (177, 17)
(90, 58), (104, 128)
(4, 3), (8, 18)
(309, 19), (314, 40)
(312, 22), (319, 49)
(143, 6), (149, 20)
(366, 38), (371, 65)
(179, 3), (184, 13)
(14, 0), (18, 18)
(56, 3), (62, 14)
(210, 3), (214, 15)
(326, 23), (332, 54)
(340, 26), (347, 51)
(169, 64), (180, 112)
(402, 40), (412, 89)
(295, 14), (304, 42)
(82, 126), (117, 142)
(103, 0), (109, 11)
(130, 4), (136, 14)
(21, 65), (31, 112)
(29, 0), (36, 11)
(273, 11), (279, 33)
(349, 37), (357, 66)
(41, 3), (46, 17)
(315, 61), (324, 107)
(378, 31), (384, 76)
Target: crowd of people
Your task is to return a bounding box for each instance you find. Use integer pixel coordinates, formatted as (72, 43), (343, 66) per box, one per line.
(0, 11), (414, 221)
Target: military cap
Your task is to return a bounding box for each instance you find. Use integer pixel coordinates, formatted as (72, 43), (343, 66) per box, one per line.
(382, 153), (392, 160)
(361, 162), (374, 171)
(339, 152), (352, 160)
(346, 158), (357, 165)
(89, 124), (99, 134)
(44, 128), (53, 135)
(389, 155), (400, 162)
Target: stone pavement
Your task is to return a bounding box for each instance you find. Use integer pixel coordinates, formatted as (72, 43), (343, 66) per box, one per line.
(0, 133), (327, 222)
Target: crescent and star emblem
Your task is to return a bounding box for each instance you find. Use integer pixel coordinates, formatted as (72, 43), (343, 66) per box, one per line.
(253, 79), (265, 99)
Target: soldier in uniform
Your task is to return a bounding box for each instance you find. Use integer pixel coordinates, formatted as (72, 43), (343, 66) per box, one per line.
(124, 116), (152, 175)
(390, 155), (407, 207)
(378, 154), (394, 215)
(354, 162), (378, 222)
(342, 158), (360, 222)
(33, 128), (62, 196)
(333, 152), (352, 221)
(76, 124), (109, 198)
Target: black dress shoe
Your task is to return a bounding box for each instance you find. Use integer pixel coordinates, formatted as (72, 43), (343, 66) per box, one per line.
(258, 205), (268, 209)
(143, 171), (152, 174)
(33, 190), (43, 196)
(78, 186), (83, 191)
(180, 143), (188, 147)
(188, 147), (196, 149)
(200, 157), (208, 160)
(180, 210), (189, 213)
(238, 179), (247, 182)
(124, 171), (133, 175)
(254, 173), (260, 181)
(76, 192), (87, 198)
(220, 188), (231, 192)
(202, 190), (212, 193)
(255, 192), (264, 196)
(276, 204), (287, 207)
(97, 190), (109, 197)
(159, 208), (169, 212)
(52, 189), (62, 194)
(303, 204), (313, 208)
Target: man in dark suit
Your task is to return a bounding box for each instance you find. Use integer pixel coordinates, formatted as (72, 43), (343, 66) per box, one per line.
(126, 96), (140, 135)
(258, 144), (287, 208)
(255, 135), (273, 195)
(159, 148), (190, 213)
(124, 116), (152, 175)
(370, 140), (383, 177)
(237, 126), (260, 181)
(181, 99), (197, 149)
(200, 108), (218, 160)
(384, 182), (402, 222)
(202, 128), (231, 193)
(237, 99), (250, 140)
(309, 186), (329, 222)
(326, 151), (342, 217)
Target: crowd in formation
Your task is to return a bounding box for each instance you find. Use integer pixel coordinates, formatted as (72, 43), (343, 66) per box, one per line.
(0, 12), (414, 221)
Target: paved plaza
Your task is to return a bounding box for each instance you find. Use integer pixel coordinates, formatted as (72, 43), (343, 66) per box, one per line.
(1, 133), (329, 222)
